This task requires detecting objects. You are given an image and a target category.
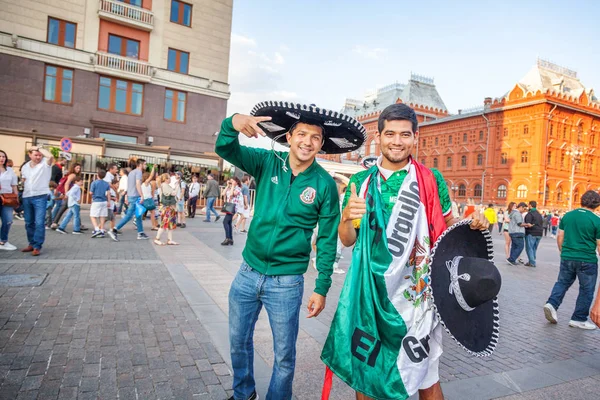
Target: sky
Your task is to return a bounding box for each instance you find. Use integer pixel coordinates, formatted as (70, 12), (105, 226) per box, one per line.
(226, 0), (600, 148)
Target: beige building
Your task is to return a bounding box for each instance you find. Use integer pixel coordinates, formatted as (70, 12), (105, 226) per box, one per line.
(0, 0), (232, 164)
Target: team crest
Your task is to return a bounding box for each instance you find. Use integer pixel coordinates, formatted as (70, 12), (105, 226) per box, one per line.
(300, 187), (316, 204)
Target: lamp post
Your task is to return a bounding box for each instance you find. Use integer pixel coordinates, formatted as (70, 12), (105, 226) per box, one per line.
(451, 185), (458, 199)
(565, 146), (584, 210)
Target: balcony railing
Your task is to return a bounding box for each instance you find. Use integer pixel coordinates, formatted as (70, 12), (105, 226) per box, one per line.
(98, 0), (154, 31)
(95, 52), (152, 79)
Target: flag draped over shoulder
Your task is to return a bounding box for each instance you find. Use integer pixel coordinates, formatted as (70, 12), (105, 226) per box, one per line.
(321, 159), (446, 400)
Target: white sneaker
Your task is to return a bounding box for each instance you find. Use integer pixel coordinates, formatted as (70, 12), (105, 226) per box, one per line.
(333, 267), (345, 274)
(568, 320), (597, 330)
(0, 242), (17, 251)
(544, 303), (558, 324)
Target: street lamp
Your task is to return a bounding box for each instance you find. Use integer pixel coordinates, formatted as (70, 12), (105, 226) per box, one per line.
(451, 185), (458, 198)
(565, 145), (585, 210)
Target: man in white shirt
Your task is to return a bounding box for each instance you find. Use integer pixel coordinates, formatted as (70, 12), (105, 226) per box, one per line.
(21, 146), (54, 256)
(103, 163), (119, 238)
(187, 174), (201, 218)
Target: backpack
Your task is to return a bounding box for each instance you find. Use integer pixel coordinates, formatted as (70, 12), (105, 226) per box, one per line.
(183, 183), (189, 201)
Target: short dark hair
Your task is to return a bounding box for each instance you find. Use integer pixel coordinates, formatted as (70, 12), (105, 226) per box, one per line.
(528, 200), (537, 208)
(488, 203), (494, 208)
(581, 190), (600, 209)
(74, 176), (83, 183)
(378, 103), (418, 134)
(243, 175), (250, 183)
(517, 202), (528, 208)
(289, 121), (324, 138)
(136, 159), (146, 167)
(97, 169), (107, 179)
(107, 163), (117, 171)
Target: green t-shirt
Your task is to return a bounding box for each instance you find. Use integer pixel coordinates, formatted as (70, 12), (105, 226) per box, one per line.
(342, 166), (452, 226)
(559, 208), (600, 263)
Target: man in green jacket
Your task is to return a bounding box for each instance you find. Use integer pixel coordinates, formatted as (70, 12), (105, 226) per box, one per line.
(216, 104), (364, 400)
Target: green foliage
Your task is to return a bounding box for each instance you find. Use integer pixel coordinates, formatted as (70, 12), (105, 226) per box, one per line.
(49, 146), (60, 159)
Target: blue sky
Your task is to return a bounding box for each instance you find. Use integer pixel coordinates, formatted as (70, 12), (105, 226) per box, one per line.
(227, 0), (600, 121)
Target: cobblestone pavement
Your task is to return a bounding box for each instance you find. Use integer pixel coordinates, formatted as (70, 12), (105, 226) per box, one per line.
(0, 213), (232, 400)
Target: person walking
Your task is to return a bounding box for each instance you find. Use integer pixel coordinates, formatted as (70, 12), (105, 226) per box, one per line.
(56, 176), (83, 234)
(141, 167), (158, 230)
(524, 200), (543, 267)
(542, 211), (549, 237)
(234, 175), (251, 233)
(0, 149), (19, 251)
(172, 172), (186, 228)
(117, 167), (129, 215)
(544, 190), (600, 330)
(221, 177), (243, 245)
(483, 203), (497, 233)
(154, 173), (179, 246)
(550, 213), (559, 238)
(115, 159), (149, 240)
(50, 163), (81, 229)
(89, 170), (112, 239)
(506, 202), (528, 265)
(202, 173), (220, 222)
(21, 146), (54, 256)
(103, 163), (119, 236)
(497, 208), (504, 235)
(187, 174), (201, 218)
(51, 157), (66, 185)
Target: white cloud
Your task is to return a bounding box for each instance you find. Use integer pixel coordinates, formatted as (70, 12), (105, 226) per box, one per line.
(279, 44), (290, 52)
(231, 33), (256, 47)
(274, 52), (285, 65)
(352, 45), (388, 60)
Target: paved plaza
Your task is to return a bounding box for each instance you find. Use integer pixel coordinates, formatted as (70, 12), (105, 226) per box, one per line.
(1, 211), (599, 399)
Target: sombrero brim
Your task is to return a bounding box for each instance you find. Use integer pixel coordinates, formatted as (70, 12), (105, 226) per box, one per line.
(250, 101), (366, 154)
(430, 220), (499, 357)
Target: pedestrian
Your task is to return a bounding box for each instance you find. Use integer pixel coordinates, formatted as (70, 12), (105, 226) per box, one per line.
(221, 177), (243, 245)
(322, 103), (489, 400)
(550, 213), (559, 237)
(187, 174), (201, 218)
(202, 173), (220, 222)
(50, 163), (81, 229)
(544, 190), (600, 330)
(115, 159), (149, 240)
(117, 167), (128, 215)
(103, 163), (119, 236)
(45, 181), (58, 227)
(172, 172), (186, 228)
(506, 202), (528, 265)
(89, 169), (113, 239)
(141, 166), (158, 230)
(154, 173), (178, 246)
(56, 176), (83, 234)
(463, 197), (476, 218)
(21, 146), (54, 256)
(524, 200), (543, 267)
(0, 149), (19, 251)
(542, 211), (549, 236)
(483, 203), (497, 233)
(497, 208), (504, 234)
(215, 103), (348, 400)
(50, 157), (66, 185)
(234, 175), (251, 233)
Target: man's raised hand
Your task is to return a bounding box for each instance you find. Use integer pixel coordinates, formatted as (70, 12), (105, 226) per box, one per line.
(231, 114), (272, 138)
(342, 183), (367, 223)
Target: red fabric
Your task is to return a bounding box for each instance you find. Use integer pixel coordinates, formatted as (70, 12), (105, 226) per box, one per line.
(551, 216), (559, 227)
(321, 366), (333, 400)
(56, 175), (69, 195)
(412, 158), (447, 247)
(464, 205), (476, 218)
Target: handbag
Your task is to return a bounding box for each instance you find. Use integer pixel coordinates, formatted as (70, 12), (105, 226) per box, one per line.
(0, 193), (19, 208)
(222, 202), (236, 214)
(142, 198), (156, 211)
(161, 194), (176, 207)
(591, 287), (600, 328)
(135, 202), (146, 218)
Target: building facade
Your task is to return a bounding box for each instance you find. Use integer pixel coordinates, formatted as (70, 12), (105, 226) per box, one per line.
(0, 0), (232, 155)
(356, 60), (600, 210)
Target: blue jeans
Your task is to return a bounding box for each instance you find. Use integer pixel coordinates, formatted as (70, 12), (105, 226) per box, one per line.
(23, 194), (47, 250)
(525, 235), (542, 266)
(117, 195), (128, 214)
(50, 198), (63, 223)
(205, 197), (219, 221)
(59, 204), (81, 232)
(508, 233), (525, 263)
(229, 261), (304, 400)
(116, 196), (143, 233)
(547, 259), (598, 322)
(0, 203), (14, 242)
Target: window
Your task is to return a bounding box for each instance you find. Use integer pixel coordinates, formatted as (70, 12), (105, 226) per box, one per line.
(460, 155), (467, 167)
(434, 137), (438, 146)
(422, 138), (426, 147)
(590, 159), (594, 173)
(108, 34), (140, 59)
(549, 123), (554, 137)
(523, 124), (529, 135)
(563, 126), (567, 139)
(591, 133), (596, 146)
(44, 65), (73, 105)
(119, 0), (142, 6)
(560, 152), (565, 167)
(477, 154), (483, 166)
(168, 48), (189, 74)
(170, 0), (192, 26)
(463, 133), (467, 143)
(503, 127), (508, 137)
(557, 188), (563, 202)
(547, 151), (552, 165)
(520, 151), (528, 163)
(98, 76), (143, 115)
(516, 184), (528, 199)
(448, 135), (453, 145)
(164, 89), (187, 122)
(458, 184), (466, 197)
(575, 188), (582, 203)
(433, 158), (438, 168)
(474, 184), (482, 198)
(500, 152), (508, 165)
(446, 156), (452, 168)
(47, 17), (76, 48)
(479, 130), (484, 140)
(497, 185), (507, 199)
(99, 132), (137, 144)
(577, 125), (583, 142)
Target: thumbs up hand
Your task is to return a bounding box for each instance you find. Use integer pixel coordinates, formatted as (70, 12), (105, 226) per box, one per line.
(342, 183), (367, 223)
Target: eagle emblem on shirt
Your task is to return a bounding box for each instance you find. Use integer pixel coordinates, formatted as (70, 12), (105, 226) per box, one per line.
(300, 187), (316, 204)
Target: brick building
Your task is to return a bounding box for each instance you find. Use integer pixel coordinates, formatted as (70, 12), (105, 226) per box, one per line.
(0, 0), (232, 156)
(356, 60), (600, 210)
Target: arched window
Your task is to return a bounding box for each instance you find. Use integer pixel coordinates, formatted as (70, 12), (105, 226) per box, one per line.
(458, 184), (466, 197)
(560, 152), (565, 167)
(433, 158), (438, 168)
(369, 140), (376, 155)
(497, 184), (507, 199)
(500, 153), (508, 165)
(479, 130), (484, 140)
(463, 133), (467, 143)
(461, 155), (467, 167)
(523, 124), (529, 135)
(448, 136), (453, 145)
(474, 184), (482, 198)
(557, 186), (563, 202)
(477, 154), (483, 166)
(516, 184), (528, 199)
(435, 137), (439, 146)
(547, 151), (552, 165)
(422, 138), (427, 147)
(446, 156), (452, 168)
(573, 188), (580, 204)
(577, 124), (583, 142)
(520, 151), (528, 163)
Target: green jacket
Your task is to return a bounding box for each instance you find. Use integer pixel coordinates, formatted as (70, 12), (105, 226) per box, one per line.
(215, 116), (340, 296)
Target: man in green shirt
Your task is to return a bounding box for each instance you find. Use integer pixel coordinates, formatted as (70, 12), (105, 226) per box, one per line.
(216, 104), (365, 400)
(544, 190), (600, 330)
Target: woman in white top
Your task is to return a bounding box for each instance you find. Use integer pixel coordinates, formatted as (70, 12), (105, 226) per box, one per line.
(141, 166), (158, 230)
(0, 149), (19, 250)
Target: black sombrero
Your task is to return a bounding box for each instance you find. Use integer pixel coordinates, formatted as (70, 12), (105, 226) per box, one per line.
(250, 101), (367, 154)
(430, 220), (501, 356)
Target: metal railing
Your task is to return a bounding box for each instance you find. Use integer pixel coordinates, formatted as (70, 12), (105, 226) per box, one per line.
(98, 0), (154, 26)
(96, 52), (152, 76)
